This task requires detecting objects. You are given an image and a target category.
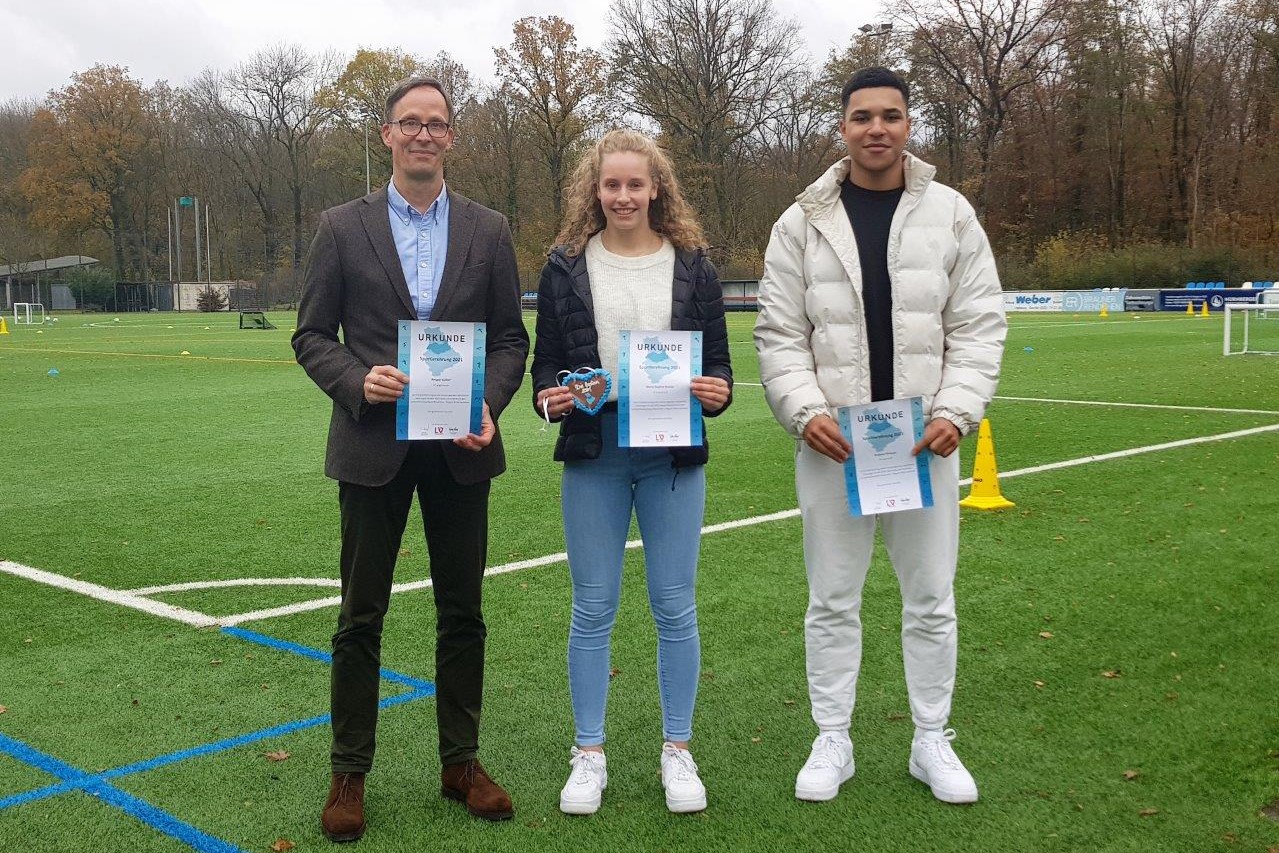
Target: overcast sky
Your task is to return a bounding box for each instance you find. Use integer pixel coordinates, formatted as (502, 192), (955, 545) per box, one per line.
(0, 0), (885, 102)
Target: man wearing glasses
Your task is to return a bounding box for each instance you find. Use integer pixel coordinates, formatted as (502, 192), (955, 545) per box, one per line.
(293, 76), (528, 842)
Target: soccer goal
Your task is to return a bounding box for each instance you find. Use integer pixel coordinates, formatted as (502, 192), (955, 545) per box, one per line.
(13, 302), (45, 325)
(1223, 302), (1279, 356)
(238, 311), (276, 330)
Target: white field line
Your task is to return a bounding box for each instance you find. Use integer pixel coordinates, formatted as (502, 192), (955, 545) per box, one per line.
(220, 421), (1279, 625)
(732, 384), (1277, 417)
(218, 595), (343, 625)
(993, 396), (1279, 416)
(4, 422), (1277, 628)
(977, 423), (1279, 482)
(125, 577), (343, 595)
(216, 549), (626, 626)
(0, 561), (218, 628)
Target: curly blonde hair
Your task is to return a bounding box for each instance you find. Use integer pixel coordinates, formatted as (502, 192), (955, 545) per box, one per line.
(555, 129), (707, 255)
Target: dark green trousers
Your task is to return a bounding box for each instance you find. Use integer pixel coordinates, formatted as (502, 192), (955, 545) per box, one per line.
(331, 441), (490, 773)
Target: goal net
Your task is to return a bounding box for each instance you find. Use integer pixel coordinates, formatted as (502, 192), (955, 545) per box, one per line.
(13, 302), (45, 325)
(238, 311), (276, 330)
(1223, 302), (1279, 356)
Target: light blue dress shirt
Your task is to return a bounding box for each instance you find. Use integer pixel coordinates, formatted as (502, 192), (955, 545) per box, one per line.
(387, 180), (450, 321)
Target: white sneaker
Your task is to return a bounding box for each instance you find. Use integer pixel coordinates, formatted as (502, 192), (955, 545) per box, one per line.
(559, 747), (608, 815)
(660, 742), (707, 813)
(795, 732), (855, 801)
(909, 729), (979, 803)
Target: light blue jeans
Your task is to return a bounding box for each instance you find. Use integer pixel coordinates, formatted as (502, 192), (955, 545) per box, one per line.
(562, 411), (706, 745)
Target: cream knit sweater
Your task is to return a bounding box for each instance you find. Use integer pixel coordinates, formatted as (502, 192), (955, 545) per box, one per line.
(585, 234), (674, 401)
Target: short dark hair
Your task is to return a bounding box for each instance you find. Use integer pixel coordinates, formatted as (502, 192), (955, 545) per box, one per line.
(384, 76), (453, 124)
(841, 67), (909, 113)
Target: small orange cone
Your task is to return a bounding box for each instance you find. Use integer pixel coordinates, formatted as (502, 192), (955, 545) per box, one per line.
(960, 419), (1015, 510)
(1185, 301), (1195, 316)
(1200, 301), (1210, 318)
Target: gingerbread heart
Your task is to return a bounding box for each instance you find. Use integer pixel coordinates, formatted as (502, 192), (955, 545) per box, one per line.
(559, 367), (612, 415)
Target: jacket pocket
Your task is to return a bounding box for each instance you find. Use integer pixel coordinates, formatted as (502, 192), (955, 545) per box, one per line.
(554, 431), (603, 462)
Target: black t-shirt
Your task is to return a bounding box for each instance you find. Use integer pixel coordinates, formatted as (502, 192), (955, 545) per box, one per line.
(839, 179), (903, 402)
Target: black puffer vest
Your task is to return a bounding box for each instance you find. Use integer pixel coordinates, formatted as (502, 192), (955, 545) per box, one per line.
(530, 245), (734, 467)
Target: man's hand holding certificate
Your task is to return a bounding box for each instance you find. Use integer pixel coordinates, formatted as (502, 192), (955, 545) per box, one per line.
(835, 397), (936, 516)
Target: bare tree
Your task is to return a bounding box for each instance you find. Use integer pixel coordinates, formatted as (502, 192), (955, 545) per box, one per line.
(751, 69), (838, 190)
(1143, 0), (1222, 245)
(0, 98), (43, 271)
(608, 0), (805, 246)
(897, 0), (1073, 216)
(453, 86), (529, 235)
(186, 68), (285, 272)
(245, 45), (340, 270)
(1078, 0), (1143, 247)
(190, 44), (338, 283)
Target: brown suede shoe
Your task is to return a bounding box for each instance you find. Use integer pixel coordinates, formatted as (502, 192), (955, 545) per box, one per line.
(440, 759), (514, 821)
(321, 771), (366, 842)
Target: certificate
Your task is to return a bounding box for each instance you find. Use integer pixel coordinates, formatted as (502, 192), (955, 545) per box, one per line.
(837, 397), (934, 516)
(617, 329), (702, 448)
(396, 320), (485, 440)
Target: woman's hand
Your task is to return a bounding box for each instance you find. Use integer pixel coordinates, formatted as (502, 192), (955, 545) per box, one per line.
(690, 376), (730, 414)
(536, 386), (577, 420)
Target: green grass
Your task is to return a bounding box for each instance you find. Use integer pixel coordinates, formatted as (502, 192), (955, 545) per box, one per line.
(1, 310), (1277, 852)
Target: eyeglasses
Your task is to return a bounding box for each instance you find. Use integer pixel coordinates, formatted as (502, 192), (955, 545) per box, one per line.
(393, 119), (452, 139)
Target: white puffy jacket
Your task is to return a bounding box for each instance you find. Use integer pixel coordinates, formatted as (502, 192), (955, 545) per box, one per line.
(754, 152), (1006, 438)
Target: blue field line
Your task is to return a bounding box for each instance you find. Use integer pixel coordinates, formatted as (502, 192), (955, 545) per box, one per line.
(220, 626), (437, 693)
(0, 780), (76, 810)
(102, 712), (332, 780)
(0, 686), (434, 812)
(0, 731), (249, 853)
(0, 625), (434, 838)
(0, 730), (94, 785)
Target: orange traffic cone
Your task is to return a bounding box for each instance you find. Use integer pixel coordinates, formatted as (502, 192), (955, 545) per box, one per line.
(960, 419), (1015, 510)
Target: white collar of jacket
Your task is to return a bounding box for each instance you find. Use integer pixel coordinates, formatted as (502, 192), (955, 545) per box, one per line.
(795, 151), (936, 218)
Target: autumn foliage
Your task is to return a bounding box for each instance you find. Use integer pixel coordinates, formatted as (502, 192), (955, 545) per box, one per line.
(1, 0), (1276, 292)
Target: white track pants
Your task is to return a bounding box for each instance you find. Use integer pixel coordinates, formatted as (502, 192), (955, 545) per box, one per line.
(796, 443), (961, 731)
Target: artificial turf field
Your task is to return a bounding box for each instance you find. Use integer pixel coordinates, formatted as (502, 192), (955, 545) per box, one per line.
(0, 308), (1277, 853)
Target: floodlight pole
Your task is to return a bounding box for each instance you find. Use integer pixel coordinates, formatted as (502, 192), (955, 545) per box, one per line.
(205, 203), (212, 284)
(167, 207), (173, 282)
(365, 120), (372, 196)
(857, 22), (894, 65)
(174, 199), (182, 311)
(194, 196), (202, 284)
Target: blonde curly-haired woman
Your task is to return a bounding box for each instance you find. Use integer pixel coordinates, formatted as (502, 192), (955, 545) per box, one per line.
(531, 129), (733, 815)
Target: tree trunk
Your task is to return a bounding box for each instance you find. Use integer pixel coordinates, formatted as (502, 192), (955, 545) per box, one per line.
(108, 193), (128, 279)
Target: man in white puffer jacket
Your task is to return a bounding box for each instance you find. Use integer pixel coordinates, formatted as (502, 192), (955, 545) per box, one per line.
(754, 67), (1006, 806)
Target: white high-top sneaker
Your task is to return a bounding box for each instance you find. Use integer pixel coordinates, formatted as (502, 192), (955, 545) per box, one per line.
(795, 732), (855, 801)
(559, 747), (608, 815)
(660, 742), (707, 813)
(909, 729), (979, 804)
